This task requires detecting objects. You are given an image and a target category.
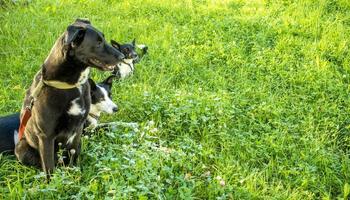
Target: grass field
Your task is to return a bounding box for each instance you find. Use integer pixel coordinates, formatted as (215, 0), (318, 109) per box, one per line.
(0, 0), (350, 199)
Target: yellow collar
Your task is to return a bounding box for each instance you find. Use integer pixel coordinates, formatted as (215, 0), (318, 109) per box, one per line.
(41, 68), (90, 90)
(42, 79), (80, 89)
(31, 79), (81, 100)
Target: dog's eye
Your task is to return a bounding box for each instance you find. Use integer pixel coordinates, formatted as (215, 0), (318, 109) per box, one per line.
(97, 38), (103, 46)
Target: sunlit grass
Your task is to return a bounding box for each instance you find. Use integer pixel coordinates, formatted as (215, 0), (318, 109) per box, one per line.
(0, 0), (349, 199)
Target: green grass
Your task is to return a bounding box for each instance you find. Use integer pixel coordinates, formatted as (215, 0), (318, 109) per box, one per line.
(0, 0), (350, 199)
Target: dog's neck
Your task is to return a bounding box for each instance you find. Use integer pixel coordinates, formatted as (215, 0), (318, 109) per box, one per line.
(42, 35), (89, 85)
(89, 105), (102, 119)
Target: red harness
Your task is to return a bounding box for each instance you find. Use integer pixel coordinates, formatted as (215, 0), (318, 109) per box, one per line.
(17, 78), (79, 140)
(18, 107), (32, 140)
(18, 98), (35, 140)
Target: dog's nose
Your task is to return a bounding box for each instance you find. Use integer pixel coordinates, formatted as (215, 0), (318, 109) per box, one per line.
(112, 107), (118, 112)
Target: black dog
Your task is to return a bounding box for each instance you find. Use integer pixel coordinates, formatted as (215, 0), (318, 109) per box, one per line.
(111, 39), (148, 78)
(0, 113), (20, 154)
(14, 19), (124, 178)
(0, 76), (118, 154)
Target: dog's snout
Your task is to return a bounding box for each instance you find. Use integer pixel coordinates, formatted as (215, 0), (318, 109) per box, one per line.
(132, 53), (138, 59)
(108, 44), (125, 61)
(112, 107), (118, 113)
(118, 53), (125, 60)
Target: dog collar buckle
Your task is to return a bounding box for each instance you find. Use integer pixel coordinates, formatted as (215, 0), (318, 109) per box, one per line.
(27, 98), (35, 110)
(88, 113), (99, 120)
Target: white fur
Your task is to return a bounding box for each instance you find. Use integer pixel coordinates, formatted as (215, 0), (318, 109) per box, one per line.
(77, 85), (82, 94)
(89, 86), (117, 117)
(68, 98), (86, 116)
(117, 59), (134, 79)
(14, 130), (19, 145)
(137, 44), (146, 49)
(87, 115), (98, 127)
(76, 69), (89, 94)
(66, 132), (77, 145)
(77, 68), (90, 85)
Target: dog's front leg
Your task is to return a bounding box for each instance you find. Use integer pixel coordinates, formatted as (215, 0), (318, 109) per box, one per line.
(38, 137), (55, 180)
(66, 128), (82, 166)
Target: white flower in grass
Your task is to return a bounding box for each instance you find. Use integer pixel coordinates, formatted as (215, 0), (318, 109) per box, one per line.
(140, 131), (145, 139)
(159, 146), (173, 154)
(219, 180), (225, 186)
(185, 173), (192, 180)
(148, 120), (155, 126)
(70, 149), (76, 155)
(203, 171), (211, 177)
(107, 190), (116, 195)
(102, 167), (111, 171)
(58, 157), (64, 164)
(150, 128), (158, 133)
(215, 176), (226, 187)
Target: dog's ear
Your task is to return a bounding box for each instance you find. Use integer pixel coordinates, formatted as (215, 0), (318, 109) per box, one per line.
(111, 40), (121, 49)
(88, 78), (97, 91)
(75, 18), (91, 24)
(132, 38), (136, 46)
(103, 75), (116, 86)
(65, 25), (86, 47)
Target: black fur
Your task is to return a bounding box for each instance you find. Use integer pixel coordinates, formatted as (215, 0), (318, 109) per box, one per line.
(0, 78), (115, 155)
(0, 113), (19, 154)
(111, 39), (138, 61)
(110, 39), (148, 77)
(14, 19), (124, 179)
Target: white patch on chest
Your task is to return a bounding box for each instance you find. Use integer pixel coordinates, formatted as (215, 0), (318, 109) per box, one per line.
(68, 98), (86, 116)
(77, 85), (82, 94)
(118, 59), (134, 79)
(77, 68), (90, 85)
(66, 132), (77, 145)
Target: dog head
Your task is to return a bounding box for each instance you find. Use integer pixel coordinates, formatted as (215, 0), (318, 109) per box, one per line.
(64, 19), (125, 71)
(111, 39), (138, 61)
(88, 76), (118, 116)
(110, 39), (141, 78)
